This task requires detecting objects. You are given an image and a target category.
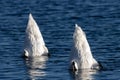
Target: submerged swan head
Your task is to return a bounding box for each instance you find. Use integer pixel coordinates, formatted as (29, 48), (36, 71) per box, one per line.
(24, 13), (48, 57)
(70, 24), (101, 71)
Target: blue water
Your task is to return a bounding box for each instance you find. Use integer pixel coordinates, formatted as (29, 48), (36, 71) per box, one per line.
(0, 0), (120, 80)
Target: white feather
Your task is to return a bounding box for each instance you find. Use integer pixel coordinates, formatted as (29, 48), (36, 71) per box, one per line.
(70, 24), (99, 70)
(24, 13), (48, 57)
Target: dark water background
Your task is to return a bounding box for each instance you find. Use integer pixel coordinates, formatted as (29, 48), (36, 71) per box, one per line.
(0, 0), (120, 80)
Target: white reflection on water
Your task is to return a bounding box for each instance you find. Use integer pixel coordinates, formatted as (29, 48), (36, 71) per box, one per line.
(72, 69), (97, 80)
(25, 56), (48, 79)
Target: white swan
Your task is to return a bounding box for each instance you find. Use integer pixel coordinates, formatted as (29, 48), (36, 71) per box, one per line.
(69, 24), (100, 71)
(24, 13), (48, 57)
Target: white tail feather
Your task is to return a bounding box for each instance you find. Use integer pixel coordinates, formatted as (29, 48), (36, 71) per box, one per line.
(24, 13), (48, 57)
(70, 24), (99, 70)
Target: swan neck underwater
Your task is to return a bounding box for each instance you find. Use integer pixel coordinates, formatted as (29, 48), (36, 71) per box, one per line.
(70, 24), (102, 71)
(24, 13), (48, 57)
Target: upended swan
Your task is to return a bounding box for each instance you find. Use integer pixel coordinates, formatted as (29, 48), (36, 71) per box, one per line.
(24, 13), (48, 57)
(69, 24), (101, 71)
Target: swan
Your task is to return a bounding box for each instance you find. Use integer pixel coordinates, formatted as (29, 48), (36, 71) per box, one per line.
(69, 24), (101, 71)
(24, 13), (48, 57)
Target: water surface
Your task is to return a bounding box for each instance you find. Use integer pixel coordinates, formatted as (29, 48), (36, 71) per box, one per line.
(0, 0), (120, 80)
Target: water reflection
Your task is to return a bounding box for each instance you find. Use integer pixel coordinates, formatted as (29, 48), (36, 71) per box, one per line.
(25, 56), (48, 79)
(71, 69), (97, 80)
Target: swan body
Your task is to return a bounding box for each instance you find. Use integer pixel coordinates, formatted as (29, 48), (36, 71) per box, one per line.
(70, 24), (100, 71)
(24, 13), (48, 57)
